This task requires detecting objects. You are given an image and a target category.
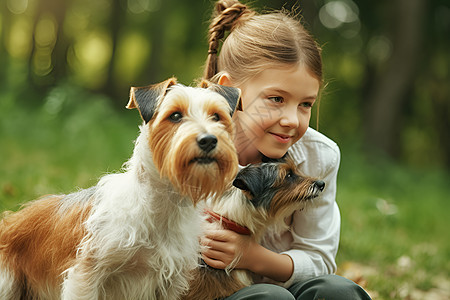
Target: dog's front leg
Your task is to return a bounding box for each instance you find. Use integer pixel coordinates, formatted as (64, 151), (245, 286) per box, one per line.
(0, 265), (20, 300)
(61, 261), (102, 300)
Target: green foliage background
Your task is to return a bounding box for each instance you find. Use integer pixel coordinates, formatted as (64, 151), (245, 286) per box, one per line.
(0, 0), (449, 299)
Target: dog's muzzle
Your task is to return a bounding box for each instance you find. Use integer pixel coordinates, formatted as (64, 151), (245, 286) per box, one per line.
(197, 134), (217, 153)
(188, 134), (219, 165)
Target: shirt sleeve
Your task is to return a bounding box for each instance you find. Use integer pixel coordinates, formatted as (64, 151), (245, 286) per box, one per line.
(260, 130), (341, 288)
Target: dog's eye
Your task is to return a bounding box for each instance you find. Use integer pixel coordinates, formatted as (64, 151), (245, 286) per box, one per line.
(169, 112), (183, 123)
(212, 113), (220, 122)
(285, 171), (295, 180)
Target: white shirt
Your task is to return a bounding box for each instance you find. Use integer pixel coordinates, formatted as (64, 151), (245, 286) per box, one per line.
(256, 127), (341, 287)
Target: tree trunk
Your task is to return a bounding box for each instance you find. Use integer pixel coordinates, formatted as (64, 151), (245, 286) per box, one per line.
(103, 0), (123, 104)
(0, 1), (11, 85)
(27, 0), (70, 94)
(364, 0), (426, 157)
(50, 0), (71, 82)
(431, 83), (450, 169)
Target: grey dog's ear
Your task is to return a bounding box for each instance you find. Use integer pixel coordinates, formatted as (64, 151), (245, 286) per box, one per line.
(127, 77), (177, 123)
(233, 163), (279, 209)
(232, 165), (264, 197)
(200, 80), (241, 116)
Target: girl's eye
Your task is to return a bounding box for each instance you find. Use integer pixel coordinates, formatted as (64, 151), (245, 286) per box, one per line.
(211, 113), (220, 122)
(169, 112), (183, 123)
(300, 102), (313, 109)
(268, 96), (284, 103)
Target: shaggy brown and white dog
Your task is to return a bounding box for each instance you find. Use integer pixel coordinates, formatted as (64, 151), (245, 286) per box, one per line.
(185, 157), (325, 300)
(0, 78), (240, 300)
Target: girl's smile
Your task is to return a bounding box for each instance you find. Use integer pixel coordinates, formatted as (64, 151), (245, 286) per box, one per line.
(269, 132), (293, 144)
(225, 64), (320, 165)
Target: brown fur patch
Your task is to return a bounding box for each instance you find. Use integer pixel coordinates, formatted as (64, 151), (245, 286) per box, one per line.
(0, 196), (91, 293)
(183, 267), (249, 300)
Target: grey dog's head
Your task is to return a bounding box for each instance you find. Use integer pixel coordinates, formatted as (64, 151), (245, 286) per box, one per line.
(232, 157), (325, 219)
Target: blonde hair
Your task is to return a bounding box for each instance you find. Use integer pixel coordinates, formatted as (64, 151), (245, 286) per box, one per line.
(204, 0), (323, 87)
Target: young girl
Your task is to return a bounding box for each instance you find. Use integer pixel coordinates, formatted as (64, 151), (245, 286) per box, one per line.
(200, 1), (372, 299)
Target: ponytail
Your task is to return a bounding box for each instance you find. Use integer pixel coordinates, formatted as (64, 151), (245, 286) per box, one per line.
(204, 0), (254, 80)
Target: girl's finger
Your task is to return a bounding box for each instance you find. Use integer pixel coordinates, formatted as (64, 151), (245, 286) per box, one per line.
(201, 254), (227, 270)
(203, 229), (236, 242)
(202, 247), (230, 262)
(201, 237), (233, 254)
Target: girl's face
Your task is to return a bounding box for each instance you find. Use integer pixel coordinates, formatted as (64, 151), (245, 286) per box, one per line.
(231, 64), (320, 164)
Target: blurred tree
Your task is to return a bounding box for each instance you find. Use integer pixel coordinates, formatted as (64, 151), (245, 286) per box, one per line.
(431, 85), (450, 169)
(423, 0), (450, 168)
(28, 0), (71, 89)
(0, 0), (10, 84)
(363, 0), (426, 158)
(104, 0), (123, 99)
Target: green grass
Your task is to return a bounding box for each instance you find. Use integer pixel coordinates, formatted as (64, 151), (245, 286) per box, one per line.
(336, 150), (450, 299)
(1, 84), (449, 299)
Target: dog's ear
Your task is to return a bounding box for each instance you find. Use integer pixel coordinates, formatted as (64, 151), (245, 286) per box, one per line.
(232, 178), (249, 192)
(233, 164), (279, 208)
(127, 77), (177, 123)
(200, 80), (241, 116)
(232, 166), (265, 197)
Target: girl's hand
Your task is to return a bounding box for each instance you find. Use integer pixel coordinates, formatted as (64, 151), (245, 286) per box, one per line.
(200, 229), (258, 270)
(200, 228), (295, 282)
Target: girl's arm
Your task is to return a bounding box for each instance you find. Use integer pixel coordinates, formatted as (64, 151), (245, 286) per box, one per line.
(201, 229), (294, 282)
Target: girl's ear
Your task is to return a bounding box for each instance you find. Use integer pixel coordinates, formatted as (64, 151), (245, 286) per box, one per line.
(218, 73), (242, 111)
(218, 73), (232, 86)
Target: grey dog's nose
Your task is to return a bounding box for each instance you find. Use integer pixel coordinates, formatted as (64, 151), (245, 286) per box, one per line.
(314, 180), (325, 191)
(197, 134), (218, 153)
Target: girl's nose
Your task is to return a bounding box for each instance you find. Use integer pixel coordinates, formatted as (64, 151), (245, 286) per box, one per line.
(279, 108), (299, 128)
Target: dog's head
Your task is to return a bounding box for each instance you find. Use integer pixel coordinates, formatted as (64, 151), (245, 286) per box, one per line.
(232, 156), (325, 222)
(127, 78), (240, 203)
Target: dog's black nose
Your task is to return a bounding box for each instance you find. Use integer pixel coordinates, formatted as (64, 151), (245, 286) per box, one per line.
(314, 180), (325, 191)
(197, 134), (218, 153)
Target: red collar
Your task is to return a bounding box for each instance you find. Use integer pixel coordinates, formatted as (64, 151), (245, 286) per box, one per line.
(205, 209), (251, 235)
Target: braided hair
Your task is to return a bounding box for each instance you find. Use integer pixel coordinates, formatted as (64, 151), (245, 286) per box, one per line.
(204, 0), (322, 87)
(204, 0), (254, 80)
